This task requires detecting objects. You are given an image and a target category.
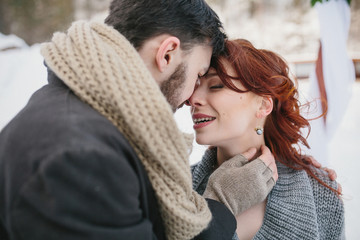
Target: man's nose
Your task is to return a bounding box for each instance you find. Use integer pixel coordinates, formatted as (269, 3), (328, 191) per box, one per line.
(187, 90), (205, 107)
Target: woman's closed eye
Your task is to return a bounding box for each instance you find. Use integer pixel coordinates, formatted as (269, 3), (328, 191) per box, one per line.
(210, 84), (224, 89)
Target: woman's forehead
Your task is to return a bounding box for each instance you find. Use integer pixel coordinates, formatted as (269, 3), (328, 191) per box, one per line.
(202, 71), (217, 79)
(205, 59), (234, 77)
(205, 67), (217, 76)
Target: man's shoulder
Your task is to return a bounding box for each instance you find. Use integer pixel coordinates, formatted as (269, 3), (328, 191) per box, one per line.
(2, 78), (128, 147)
(0, 80), (143, 190)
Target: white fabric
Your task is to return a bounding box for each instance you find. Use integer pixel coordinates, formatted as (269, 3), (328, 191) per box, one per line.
(303, 0), (355, 165)
(0, 34), (47, 129)
(0, 33), (28, 50)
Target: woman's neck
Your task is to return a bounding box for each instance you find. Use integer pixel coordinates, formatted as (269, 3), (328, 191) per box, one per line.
(216, 136), (265, 166)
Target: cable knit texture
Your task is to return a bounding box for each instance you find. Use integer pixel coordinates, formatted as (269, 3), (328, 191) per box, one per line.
(40, 20), (211, 240)
(192, 148), (345, 240)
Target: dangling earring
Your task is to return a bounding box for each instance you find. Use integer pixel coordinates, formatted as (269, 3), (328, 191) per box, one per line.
(255, 127), (263, 135)
(255, 110), (264, 135)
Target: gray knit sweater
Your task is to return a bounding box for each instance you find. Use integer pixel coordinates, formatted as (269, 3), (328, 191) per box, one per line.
(191, 148), (345, 240)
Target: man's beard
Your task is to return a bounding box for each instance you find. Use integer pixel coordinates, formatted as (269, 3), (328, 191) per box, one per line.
(160, 63), (187, 112)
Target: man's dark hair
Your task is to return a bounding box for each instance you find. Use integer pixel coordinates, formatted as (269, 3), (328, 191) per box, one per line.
(105, 0), (227, 56)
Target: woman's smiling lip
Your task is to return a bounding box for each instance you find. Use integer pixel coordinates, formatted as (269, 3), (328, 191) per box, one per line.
(192, 113), (216, 129)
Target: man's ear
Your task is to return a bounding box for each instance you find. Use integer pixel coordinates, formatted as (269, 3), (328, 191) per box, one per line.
(155, 36), (181, 72)
(257, 96), (273, 118)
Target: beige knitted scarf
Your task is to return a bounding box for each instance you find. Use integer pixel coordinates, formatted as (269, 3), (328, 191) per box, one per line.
(40, 21), (211, 239)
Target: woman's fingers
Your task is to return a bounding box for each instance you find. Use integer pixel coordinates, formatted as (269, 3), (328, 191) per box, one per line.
(322, 167), (337, 181)
(241, 147), (257, 161)
(267, 160), (279, 182)
(258, 145), (274, 166)
(242, 145), (279, 182)
(258, 145), (278, 182)
(308, 155), (322, 168)
(306, 155), (338, 181)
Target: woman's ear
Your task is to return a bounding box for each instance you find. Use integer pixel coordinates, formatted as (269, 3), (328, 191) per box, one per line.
(257, 96), (273, 118)
(155, 36), (180, 73)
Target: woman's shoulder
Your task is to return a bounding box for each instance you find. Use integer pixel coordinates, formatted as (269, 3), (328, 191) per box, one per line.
(305, 166), (341, 200)
(307, 167), (343, 208)
(275, 162), (345, 239)
(277, 162), (342, 204)
(276, 162), (340, 193)
(308, 167), (345, 239)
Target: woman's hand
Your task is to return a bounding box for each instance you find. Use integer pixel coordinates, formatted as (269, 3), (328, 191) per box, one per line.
(307, 156), (336, 180)
(243, 146), (278, 183)
(306, 156), (342, 193)
(203, 145), (277, 216)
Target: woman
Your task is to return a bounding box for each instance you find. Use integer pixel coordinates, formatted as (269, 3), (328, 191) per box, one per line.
(189, 39), (345, 240)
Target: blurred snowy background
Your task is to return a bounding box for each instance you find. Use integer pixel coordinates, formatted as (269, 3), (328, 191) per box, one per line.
(0, 0), (359, 238)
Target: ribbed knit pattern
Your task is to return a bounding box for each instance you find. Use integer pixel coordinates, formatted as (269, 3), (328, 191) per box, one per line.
(40, 20), (211, 240)
(192, 151), (345, 240)
(191, 148), (217, 195)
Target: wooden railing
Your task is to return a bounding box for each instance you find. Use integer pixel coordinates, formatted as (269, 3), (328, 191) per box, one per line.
(289, 59), (360, 80)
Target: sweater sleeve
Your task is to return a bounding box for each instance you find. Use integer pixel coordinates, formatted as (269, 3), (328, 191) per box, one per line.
(309, 169), (345, 239)
(10, 145), (160, 240)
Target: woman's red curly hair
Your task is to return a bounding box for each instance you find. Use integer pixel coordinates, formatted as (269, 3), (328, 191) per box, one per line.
(212, 39), (339, 194)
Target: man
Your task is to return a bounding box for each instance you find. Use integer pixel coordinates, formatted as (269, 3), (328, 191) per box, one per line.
(0, 0), (277, 239)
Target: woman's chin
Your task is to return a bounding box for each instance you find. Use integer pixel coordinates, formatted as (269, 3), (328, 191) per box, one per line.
(195, 136), (213, 146)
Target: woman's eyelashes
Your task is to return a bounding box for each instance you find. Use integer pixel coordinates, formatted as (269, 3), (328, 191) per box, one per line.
(209, 84), (224, 89)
